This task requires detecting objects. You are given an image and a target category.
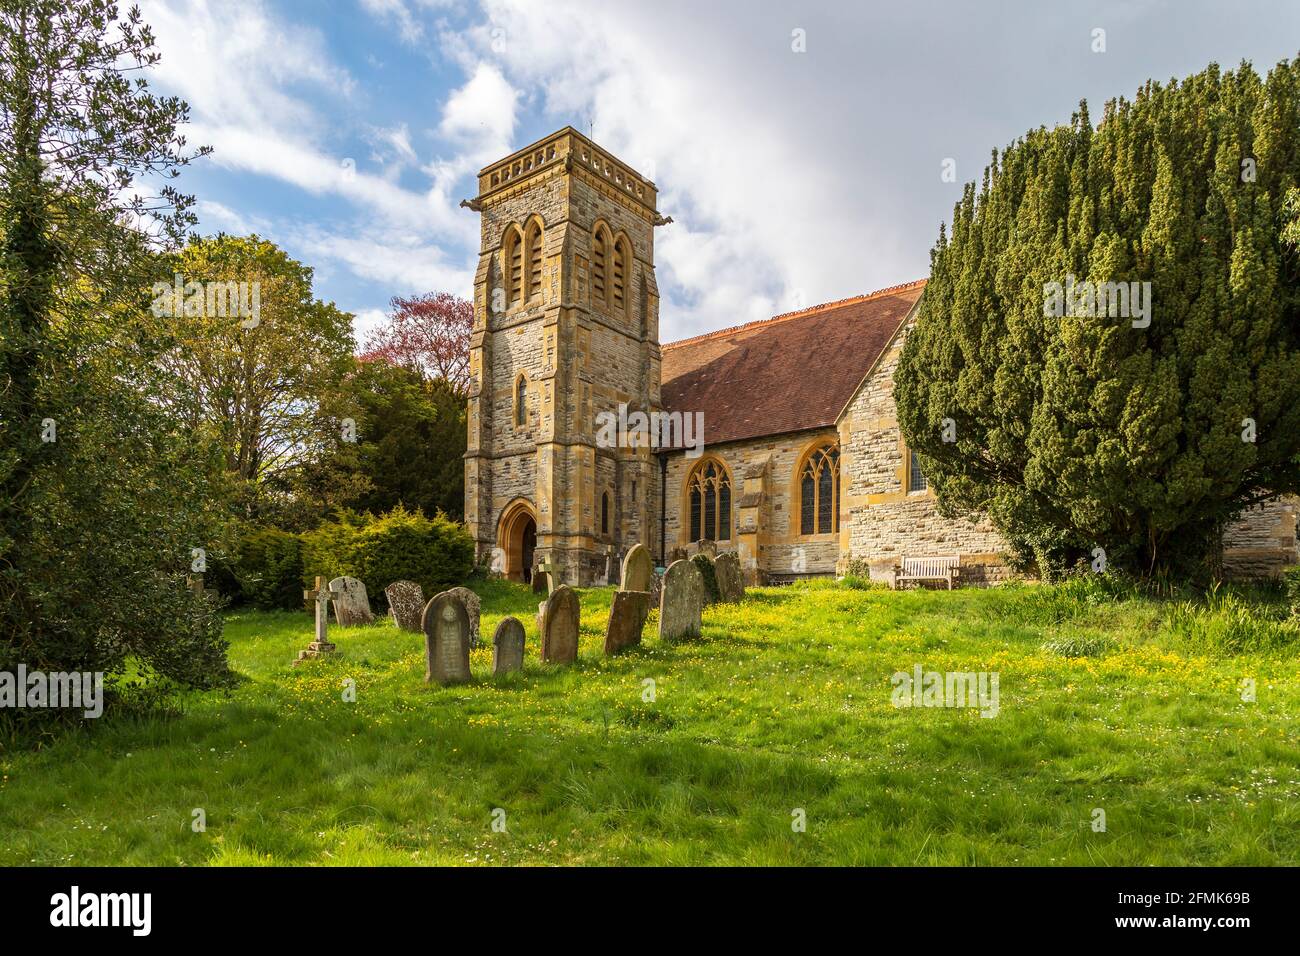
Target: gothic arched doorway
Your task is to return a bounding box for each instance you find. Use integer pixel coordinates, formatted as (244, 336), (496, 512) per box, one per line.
(498, 500), (539, 583)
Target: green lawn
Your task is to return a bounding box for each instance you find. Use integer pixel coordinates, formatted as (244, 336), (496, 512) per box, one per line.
(1, 578), (1297, 865)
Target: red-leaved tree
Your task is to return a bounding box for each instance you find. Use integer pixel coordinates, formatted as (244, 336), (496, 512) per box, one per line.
(360, 291), (473, 395)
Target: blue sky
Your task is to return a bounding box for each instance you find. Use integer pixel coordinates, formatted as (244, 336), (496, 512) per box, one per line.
(138, 0), (1300, 346)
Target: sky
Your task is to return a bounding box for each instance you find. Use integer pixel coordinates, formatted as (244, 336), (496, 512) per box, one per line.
(136, 0), (1300, 346)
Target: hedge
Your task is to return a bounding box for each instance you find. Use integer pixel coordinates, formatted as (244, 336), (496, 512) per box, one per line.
(301, 506), (474, 610)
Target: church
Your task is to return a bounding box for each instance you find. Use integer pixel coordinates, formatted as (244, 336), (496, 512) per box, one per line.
(463, 127), (1299, 587)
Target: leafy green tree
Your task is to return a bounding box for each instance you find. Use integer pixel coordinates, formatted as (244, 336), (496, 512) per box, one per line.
(153, 234), (365, 526)
(0, 1), (228, 696)
(896, 59), (1300, 578)
(349, 359), (466, 521)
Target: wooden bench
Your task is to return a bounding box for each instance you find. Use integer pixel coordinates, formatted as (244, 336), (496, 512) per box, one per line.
(893, 555), (960, 590)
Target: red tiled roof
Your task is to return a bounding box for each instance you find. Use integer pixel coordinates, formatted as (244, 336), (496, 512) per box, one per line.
(659, 280), (925, 447)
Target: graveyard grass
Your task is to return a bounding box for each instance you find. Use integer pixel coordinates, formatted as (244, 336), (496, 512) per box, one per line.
(1, 578), (1297, 866)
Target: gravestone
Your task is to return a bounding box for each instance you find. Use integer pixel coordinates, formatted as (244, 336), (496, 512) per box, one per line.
(659, 559), (704, 641)
(694, 539), (718, 559)
(329, 575), (374, 626)
(715, 551), (745, 603)
(422, 591), (472, 685)
(691, 552), (719, 605)
(621, 544), (653, 592)
(445, 586), (482, 647)
(603, 545), (617, 587)
(668, 546), (688, 565)
(604, 590), (651, 655)
(540, 585), (580, 664)
(384, 580), (425, 632)
(492, 617), (526, 675)
(294, 576), (337, 664)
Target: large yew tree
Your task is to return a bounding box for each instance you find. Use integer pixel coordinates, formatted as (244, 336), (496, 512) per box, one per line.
(896, 59), (1300, 578)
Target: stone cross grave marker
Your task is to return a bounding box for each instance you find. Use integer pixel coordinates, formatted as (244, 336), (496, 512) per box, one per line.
(294, 576), (338, 665)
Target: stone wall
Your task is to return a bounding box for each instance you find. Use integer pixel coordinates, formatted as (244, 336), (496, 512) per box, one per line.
(1223, 495), (1299, 578)
(837, 310), (1008, 584)
(660, 428), (843, 582)
(466, 128), (663, 586)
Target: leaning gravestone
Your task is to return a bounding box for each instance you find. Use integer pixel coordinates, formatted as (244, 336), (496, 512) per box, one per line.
(492, 617), (526, 675)
(532, 568), (549, 595)
(621, 544), (653, 592)
(422, 591), (471, 685)
(540, 585), (580, 664)
(329, 575), (374, 626)
(385, 580), (425, 632)
(445, 586), (482, 647)
(604, 590), (651, 655)
(714, 551), (745, 603)
(659, 559), (704, 641)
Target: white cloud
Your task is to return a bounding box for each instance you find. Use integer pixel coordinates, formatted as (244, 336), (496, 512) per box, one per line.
(440, 0), (918, 340)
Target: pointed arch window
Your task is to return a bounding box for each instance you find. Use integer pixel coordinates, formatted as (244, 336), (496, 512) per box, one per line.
(591, 224), (610, 309)
(612, 235), (630, 315)
(687, 458), (732, 542)
(502, 225), (524, 307)
(908, 449), (928, 493)
(515, 375), (528, 427)
(798, 443), (840, 535)
(525, 219), (543, 301)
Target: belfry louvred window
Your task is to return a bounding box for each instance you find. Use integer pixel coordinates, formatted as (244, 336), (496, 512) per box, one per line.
(612, 236), (628, 315)
(503, 226), (524, 307)
(799, 444), (839, 535)
(688, 459), (732, 542)
(526, 220), (543, 300)
(592, 225), (609, 307)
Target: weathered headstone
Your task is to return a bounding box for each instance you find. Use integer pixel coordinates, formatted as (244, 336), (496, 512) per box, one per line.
(385, 580), (425, 632)
(492, 617), (526, 675)
(329, 575), (374, 626)
(422, 591), (471, 685)
(659, 559), (704, 641)
(604, 590), (651, 655)
(294, 575), (338, 664)
(621, 543), (653, 592)
(694, 539), (718, 559)
(445, 586), (482, 647)
(540, 585), (580, 664)
(603, 545), (617, 587)
(691, 552), (719, 605)
(714, 551), (745, 603)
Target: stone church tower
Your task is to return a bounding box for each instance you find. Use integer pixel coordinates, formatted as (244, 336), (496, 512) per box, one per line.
(464, 128), (667, 586)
